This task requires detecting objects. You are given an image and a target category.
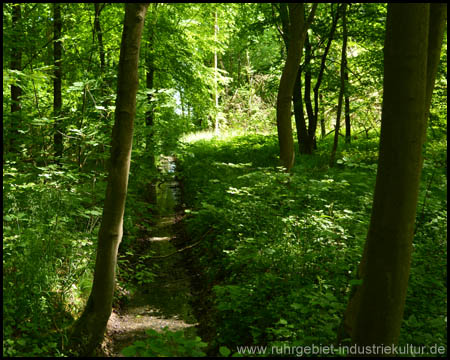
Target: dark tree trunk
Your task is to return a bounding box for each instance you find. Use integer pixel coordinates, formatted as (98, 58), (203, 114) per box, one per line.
(303, 32), (315, 153)
(294, 4), (339, 154)
(312, 3), (340, 148)
(319, 92), (325, 138)
(279, 3), (290, 50)
(329, 4), (347, 167)
(10, 3), (22, 154)
(94, 4), (105, 73)
(276, 3), (317, 171)
(145, 4), (157, 148)
(276, 4), (304, 171)
(344, 62), (351, 143)
(344, 94), (351, 143)
(340, 3), (446, 346)
(69, 4), (149, 356)
(146, 4), (158, 205)
(53, 3), (63, 161)
(293, 65), (310, 154)
(237, 51), (241, 87)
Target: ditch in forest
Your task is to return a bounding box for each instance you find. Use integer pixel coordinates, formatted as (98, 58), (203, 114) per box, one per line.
(103, 156), (204, 356)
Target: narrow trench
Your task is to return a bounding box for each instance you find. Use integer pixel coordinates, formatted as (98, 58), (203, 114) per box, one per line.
(104, 156), (202, 356)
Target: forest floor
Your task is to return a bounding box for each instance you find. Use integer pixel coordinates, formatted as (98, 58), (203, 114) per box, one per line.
(2, 132), (446, 357)
(100, 157), (201, 356)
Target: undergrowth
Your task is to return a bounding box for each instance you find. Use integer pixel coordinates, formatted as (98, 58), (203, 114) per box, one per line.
(3, 131), (446, 357)
(2, 152), (158, 357)
(176, 131), (447, 356)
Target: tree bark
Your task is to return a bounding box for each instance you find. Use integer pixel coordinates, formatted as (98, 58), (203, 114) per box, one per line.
(293, 4), (339, 155)
(423, 4), (447, 142)
(214, 10), (219, 133)
(276, 3), (317, 171)
(53, 3), (63, 161)
(146, 3), (158, 205)
(94, 4), (105, 73)
(319, 92), (325, 138)
(278, 3), (290, 50)
(303, 33), (315, 152)
(344, 56), (351, 143)
(293, 66), (309, 154)
(69, 4), (149, 355)
(329, 4), (347, 167)
(344, 91), (351, 143)
(312, 4), (340, 148)
(10, 3), (22, 154)
(340, 3), (446, 346)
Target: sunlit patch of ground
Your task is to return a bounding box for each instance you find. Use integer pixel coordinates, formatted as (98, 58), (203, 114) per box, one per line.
(103, 307), (196, 356)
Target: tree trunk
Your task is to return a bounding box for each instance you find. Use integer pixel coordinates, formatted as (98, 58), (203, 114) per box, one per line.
(329, 3), (347, 167)
(423, 4), (447, 141)
(312, 4), (340, 148)
(237, 51), (241, 87)
(303, 32), (313, 129)
(69, 4), (149, 355)
(340, 3), (446, 346)
(293, 65), (309, 154)
(344, 49), (351, 144)
(294, 4), (339, 155)
(214, 10), (219, 133)
(53, 3), (63, 161)
(94, 4), (105, 73)
(319, 93), (325, 138)
(344, 90), (351, 143)
(10, 3), (22, 154)
(276, 3), (317, 171)
(278, 3), (290, 50)
(146, 4), (158, 205)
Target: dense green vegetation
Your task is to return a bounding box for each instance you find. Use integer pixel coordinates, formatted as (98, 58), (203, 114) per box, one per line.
(176, 131), (447, 355)
(3, 3), (447, 357)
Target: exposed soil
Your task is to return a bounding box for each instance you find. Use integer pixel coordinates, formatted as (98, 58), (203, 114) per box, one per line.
(99, 157), (201, 357)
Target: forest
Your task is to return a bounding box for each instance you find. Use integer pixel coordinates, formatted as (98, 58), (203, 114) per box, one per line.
(2, 3), (447, 357)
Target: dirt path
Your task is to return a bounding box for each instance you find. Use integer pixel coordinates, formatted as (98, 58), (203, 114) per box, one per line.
(101, 157), (199, 356)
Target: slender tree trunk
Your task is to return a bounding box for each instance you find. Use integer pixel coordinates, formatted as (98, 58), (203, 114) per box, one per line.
(293, 66), (309, 154)
(69, 4), (149, 355)
(340, 3), (446, 346)
(10, 3), (22, 154)
(146, 4), (158, 205)
(53, 3), (63, 161)
(278, 3), (290, 48)
(214, 10), (220, 133)
(237, 51), (241, 87)
(294, 4), (339, 155)
(312, 4), (340, 148)
(283, 3), (307, 154)
(344, 5), (352, 144)
(246, 49), (253, 118)
(303, 33), (315, 153)
(423, 4), (447, 142)
(277, 3), (317, 171)
(94, 4), (105, 73)
(319, 93), (325, 138)
(329, 4), (347, 167)
(146, 4), (157, 151)
(344, 90), (351, 143)
(276, 4), (303, 171)
(344, 32), (351, 144)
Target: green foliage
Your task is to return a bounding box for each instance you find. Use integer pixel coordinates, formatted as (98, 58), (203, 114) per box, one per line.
(2, 2), (446, 357)
(177, 132), (447, 354)
(3, 161), (100, 356)
(122, 327), (207, 357)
